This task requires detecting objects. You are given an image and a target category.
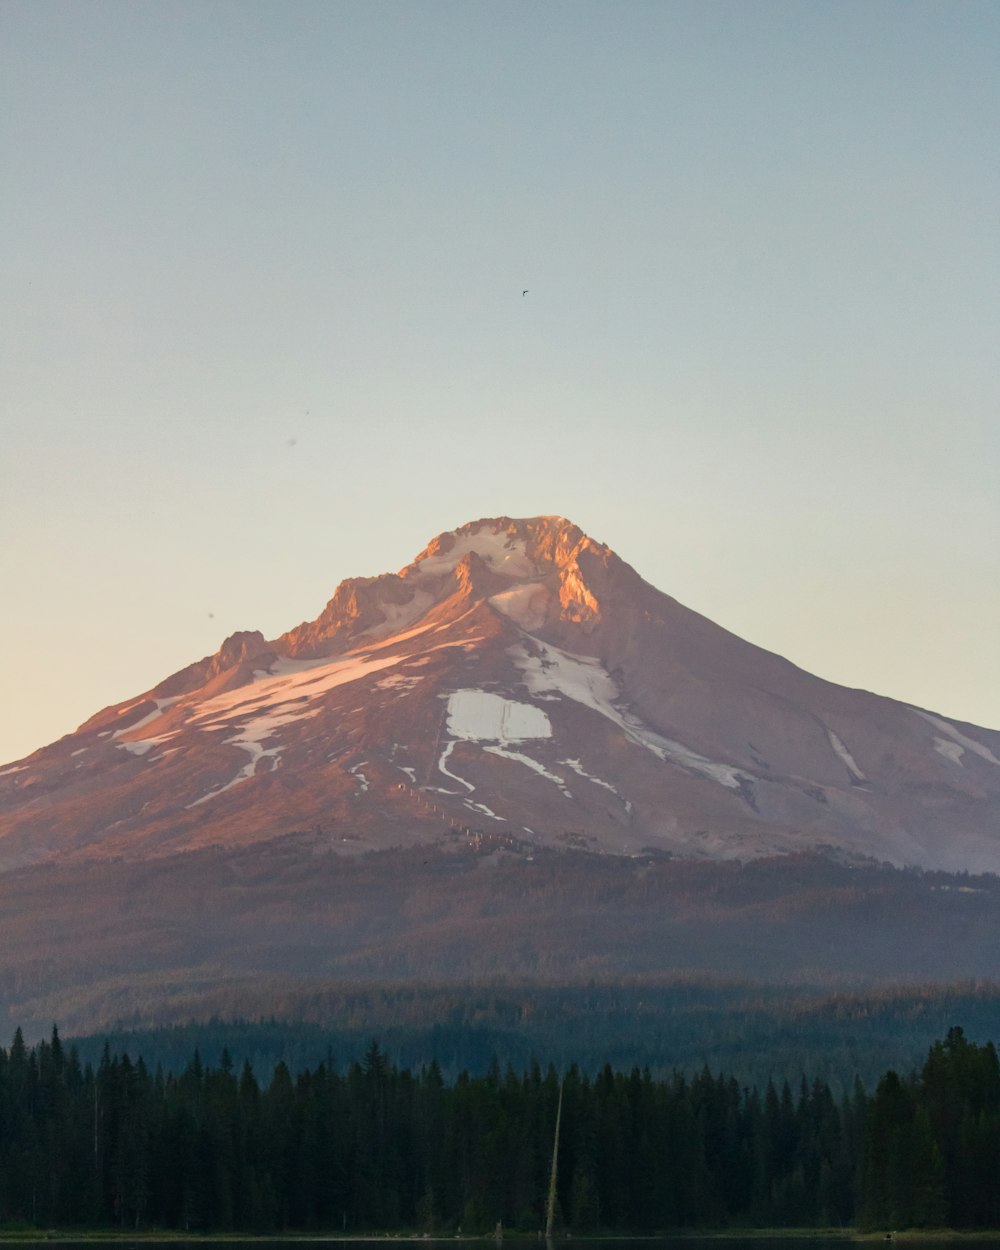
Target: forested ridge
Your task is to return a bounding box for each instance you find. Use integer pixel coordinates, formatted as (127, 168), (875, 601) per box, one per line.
(0, 1025), (996, 1233)
(71, 979), (1000, 1094)
(5, 848), (1000, 1041)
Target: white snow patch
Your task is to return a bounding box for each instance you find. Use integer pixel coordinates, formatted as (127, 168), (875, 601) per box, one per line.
(375, 674), (423, 693)
(483, 745), (571, 795)
(437, 740), (475, 792)
(560, 757), (619, 795)
(349, 762), (370, 793)
(648, 735), (746, 788)
(490, 583), (549, 632)
(435, 635), (486, 652)
(510, 639), (748, 790)
(357, 589), (434, 641)
(0, 765), (27, 777)
(197, 649), (410, 725)
(119, 740), (160, 757)
(913, 709), (1000, 767)
(430, 605), (479, 634)
(398, 766), (417, 781)
(463, 799), (505, 822)
(446, 689), (551, 743)
(185, 706), (316, 807)
(415, 526), (539, 580)
(71, 748), (88, 757)
(114, 700), (146, 718)
(509, 639), (615, 716)
(114, 698), (184, 756)
(357, 611), (444, 654)
(187, 735), (280, 807)
(934, 738), (966, 766)
(171, 640), (478, 770)
(438, 690), (565, 795)
(112, 697), (180, 740)
(826, 729), (867, 782)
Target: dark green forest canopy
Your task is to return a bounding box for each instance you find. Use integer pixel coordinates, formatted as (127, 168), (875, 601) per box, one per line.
(66, 979), (1000, 1094)
(1, 1025), (998, 1234)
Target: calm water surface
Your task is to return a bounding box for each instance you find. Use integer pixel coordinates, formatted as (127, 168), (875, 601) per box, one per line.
(30, 1239), (868, 1250)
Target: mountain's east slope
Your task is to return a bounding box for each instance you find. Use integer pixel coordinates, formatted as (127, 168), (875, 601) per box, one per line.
(1, 515), (998, 872)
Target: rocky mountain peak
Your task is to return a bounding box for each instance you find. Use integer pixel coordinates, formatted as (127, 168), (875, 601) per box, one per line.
(407, 515), (601, 580)
(451, 549), (503, 598)
(280, 572), (427, 659)
(276, 516), (614, 659)
(211, 630), (270, 674)
(4, 513), (998, 880)
(148, 629), (274, 702)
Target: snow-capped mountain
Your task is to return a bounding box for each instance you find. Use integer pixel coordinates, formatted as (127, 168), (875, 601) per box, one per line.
(2, 515), (999, 873)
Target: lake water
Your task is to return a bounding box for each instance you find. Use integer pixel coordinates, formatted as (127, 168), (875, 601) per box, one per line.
(24, 1239), (871, 1250)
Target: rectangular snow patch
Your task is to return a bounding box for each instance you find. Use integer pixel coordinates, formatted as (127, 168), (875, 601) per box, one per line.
(446, 690), (552, 743)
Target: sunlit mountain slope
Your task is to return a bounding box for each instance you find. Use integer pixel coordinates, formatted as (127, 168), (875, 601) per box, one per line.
(2, 515), (997, 872)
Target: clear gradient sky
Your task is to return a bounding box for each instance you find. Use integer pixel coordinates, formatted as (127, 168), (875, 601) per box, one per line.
(2, 0), (998, 766)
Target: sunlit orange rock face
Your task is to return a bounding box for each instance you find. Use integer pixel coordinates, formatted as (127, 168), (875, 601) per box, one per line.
(1, 513), (999, 875)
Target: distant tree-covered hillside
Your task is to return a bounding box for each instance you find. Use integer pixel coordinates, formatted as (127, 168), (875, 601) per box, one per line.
(4, 848), (1000, 1042)
(67, 978), (1000, 1094)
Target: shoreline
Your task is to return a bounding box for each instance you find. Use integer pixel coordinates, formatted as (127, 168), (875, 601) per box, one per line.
(1, 1231), (998, 1244)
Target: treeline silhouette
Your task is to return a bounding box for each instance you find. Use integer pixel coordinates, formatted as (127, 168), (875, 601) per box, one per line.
(0, 1024), (996, 1232)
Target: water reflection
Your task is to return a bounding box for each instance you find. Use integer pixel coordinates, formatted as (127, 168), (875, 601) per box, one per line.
(28, 1239), (862, 1250)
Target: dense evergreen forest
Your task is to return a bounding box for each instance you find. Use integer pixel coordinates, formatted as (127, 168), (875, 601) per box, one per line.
(1, 1024), (998, 1233)
(69, 979), (1000, 1095)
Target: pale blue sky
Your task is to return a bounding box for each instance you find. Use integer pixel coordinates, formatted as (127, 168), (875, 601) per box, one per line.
(2, 0), (998, 765)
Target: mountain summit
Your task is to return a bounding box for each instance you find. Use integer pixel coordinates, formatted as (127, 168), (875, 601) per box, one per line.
(2, 515), (999, 873)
